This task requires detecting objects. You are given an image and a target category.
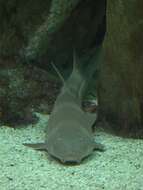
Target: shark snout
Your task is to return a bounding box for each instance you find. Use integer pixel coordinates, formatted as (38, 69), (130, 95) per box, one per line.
(59, 153), (83, 164)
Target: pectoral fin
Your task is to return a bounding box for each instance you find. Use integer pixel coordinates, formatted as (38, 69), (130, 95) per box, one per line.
(85, 112), (97, 127)
(94, 142), (105, 152)
(23, 142), (47, 151)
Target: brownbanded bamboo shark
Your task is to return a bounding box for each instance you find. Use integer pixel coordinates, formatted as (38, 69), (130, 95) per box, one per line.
(23, 53), (104, 164)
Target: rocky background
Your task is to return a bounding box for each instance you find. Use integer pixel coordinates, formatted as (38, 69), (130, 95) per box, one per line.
(0, 0), (106, 126)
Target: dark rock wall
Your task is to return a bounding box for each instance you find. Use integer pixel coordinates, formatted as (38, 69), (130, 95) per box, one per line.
(99, 0), (143, 137)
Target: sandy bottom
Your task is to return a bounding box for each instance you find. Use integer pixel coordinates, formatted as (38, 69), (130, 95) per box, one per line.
(0, 113), (143, 190)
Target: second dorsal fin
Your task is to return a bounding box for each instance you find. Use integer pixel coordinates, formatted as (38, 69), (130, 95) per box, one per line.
(50, 61), (65, 84)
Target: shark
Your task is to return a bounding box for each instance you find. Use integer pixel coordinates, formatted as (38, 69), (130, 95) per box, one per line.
(24, 51), (104, 164)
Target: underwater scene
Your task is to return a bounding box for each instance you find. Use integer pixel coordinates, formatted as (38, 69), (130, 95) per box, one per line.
(0, 0), (143, 189)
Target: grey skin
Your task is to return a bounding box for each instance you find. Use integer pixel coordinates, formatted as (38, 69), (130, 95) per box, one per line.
(24, 54), (104, 164)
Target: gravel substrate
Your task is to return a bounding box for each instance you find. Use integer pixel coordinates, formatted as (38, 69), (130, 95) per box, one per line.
(0, 113), (143, 190)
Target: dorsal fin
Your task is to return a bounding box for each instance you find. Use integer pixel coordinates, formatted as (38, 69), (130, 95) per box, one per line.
(51, 61), (65, 84)
(78, 80), (86, 100)
(73, 50), (86, 100)
(51, 52), (85, 100)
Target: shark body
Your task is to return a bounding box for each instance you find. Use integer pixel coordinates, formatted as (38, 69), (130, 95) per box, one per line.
(24, 53), (104, 164)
